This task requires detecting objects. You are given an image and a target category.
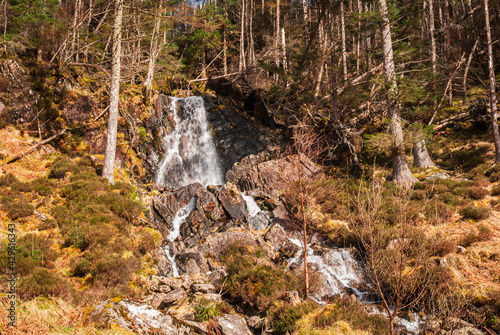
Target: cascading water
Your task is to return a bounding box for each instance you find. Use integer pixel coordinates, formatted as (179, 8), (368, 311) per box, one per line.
(155, 96), (224, 188)
(164, 198), (196, 277)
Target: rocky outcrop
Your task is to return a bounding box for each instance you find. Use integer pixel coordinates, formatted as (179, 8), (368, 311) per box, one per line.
(226, 152), (323, 193)
(89, 298), (189, 334)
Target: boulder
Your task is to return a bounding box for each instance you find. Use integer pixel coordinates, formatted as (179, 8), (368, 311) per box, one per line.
(226, 153), (322, 193)
(247, 316), (265, 330)
(219, 181), (248, 221)
(160, 288), (188, 306)
(89, 298), (188, 334)
(177, 183), (204, 206)
(249, 212), (270, 231)
(216, 314), (254, 335)
(264, 224), (288, 251)
(191, 283), (216, 293)
(176, 252), (209, 275)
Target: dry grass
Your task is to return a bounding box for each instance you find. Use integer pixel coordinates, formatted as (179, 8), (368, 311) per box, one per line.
(0, 297), (135, 334)
(0, 126), (56, 181)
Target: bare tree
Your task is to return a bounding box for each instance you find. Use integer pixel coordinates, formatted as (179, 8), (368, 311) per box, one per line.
(484, 0), (500, 163)
(353, 180), (432, 335)
(103, 0), (124, 184)
(287, 116), (326, 299)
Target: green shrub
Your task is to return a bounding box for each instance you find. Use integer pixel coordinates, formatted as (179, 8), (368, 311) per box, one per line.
(194, 302), (221, 322)
(12, 233), (59, 275)
(4, 201), (34, 220)
(31, 178), (56, 196)
(270, 301), (318, 335)
(18, 268), (72, 300)
(425, 199), (453, 225)
(467, 187), (489, 200)
(0, 173), (18, 186)
(221, 241), (300, 313)
(312, 297), (388, 335)
(460, 206), (489, 221)
(49, 156), (84, 179)
(10, 181), (33, 193)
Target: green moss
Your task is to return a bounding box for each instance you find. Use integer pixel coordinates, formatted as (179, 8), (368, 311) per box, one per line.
(270, 301), (318, 335)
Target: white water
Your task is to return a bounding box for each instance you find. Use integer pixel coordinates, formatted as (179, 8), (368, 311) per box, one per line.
(155, 96), (224, 188)
(287, 237), (365, 301)
(242, 193), (262, 217)
(163, 198), (197, 277)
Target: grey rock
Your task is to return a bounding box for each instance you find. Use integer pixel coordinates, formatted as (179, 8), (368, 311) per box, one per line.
(456, 245), (466, 253)
(284, 291), (300, 306)
(196, 293), (222, 303)
(191, 283), (216, 293)
(177, 183), (204, 206)
(161, 288), (188, 305)
(89, 298), (189, 334)
(219, 181), (248, 221)
(200, 231), (258, 260)
(177, 319), (209, 334)
(250, 212), (270, 231)
(264, 224), (288, 251)
(177, 252), (209, 275)
(216, 314), (254, 335)
(247, 316), (264, 330)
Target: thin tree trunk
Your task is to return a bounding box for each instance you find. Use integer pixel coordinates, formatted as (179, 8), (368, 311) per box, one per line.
(103, 0), (123, 184)
(484, 0), (500, 163)
(297, 154), (309, 299)
(378, 0), (417, 186)
(356, 0), (362, 75)
(144, 0), (162, 95)
(341, 2), (348, 81)
(1, 0), (7, 35)
(83, 0), (93, 62)
(428, 0), (437, 74)
(239, 0), (246, 72)
(274, 0), (280, 83)
(223, 20), (228, 75)
(463, 39), (479, 104)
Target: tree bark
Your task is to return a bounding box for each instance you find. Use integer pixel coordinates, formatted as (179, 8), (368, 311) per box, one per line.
(341, 2), (348, 81)
(463, 39), (478, 104)
(378, 0), (417, 186)
(239, 0), (246, 72)
(143, 0), (162, 96)
(103, 0), (123, 184)
(484, 0), (500, 163)
(413, 139), (436, 168)
(428, 0), (437, 74)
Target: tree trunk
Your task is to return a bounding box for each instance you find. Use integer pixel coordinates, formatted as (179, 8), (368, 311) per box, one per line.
(428, 0), (437, 74)
(103, 0), (123, 184)
(463, 39), (478, 104)
(143, 0), (162, 96)
(341, 2), (348, 81)
(484, 0), (500, 163)
(413, 139), (436, 168)
(378, 0), (417, 186)
(239, 0), (246, 72)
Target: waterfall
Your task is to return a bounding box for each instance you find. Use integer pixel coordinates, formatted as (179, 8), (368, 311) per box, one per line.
(155, 96), (224, 188)
(164, 198), (196, 277)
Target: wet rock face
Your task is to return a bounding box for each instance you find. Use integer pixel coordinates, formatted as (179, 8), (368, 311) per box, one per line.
(139, 94), (275, 183)
(207, 103), (274, 173)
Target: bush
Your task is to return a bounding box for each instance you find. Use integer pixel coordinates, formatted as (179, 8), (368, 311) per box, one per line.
(0, 173), (18, 186)
(312, 298), (388, 335)
(270, 302), (318, 335)
(425, 199), (453, 225)
(31, 178), (56, 196)
(18, 268), (72, 300)
(467, 187), (489, 200)
(221, 241), (300, 313)
(49, 156), (84, 179)
(460, 206), (489, 221)
(4, 201), (34, 220)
